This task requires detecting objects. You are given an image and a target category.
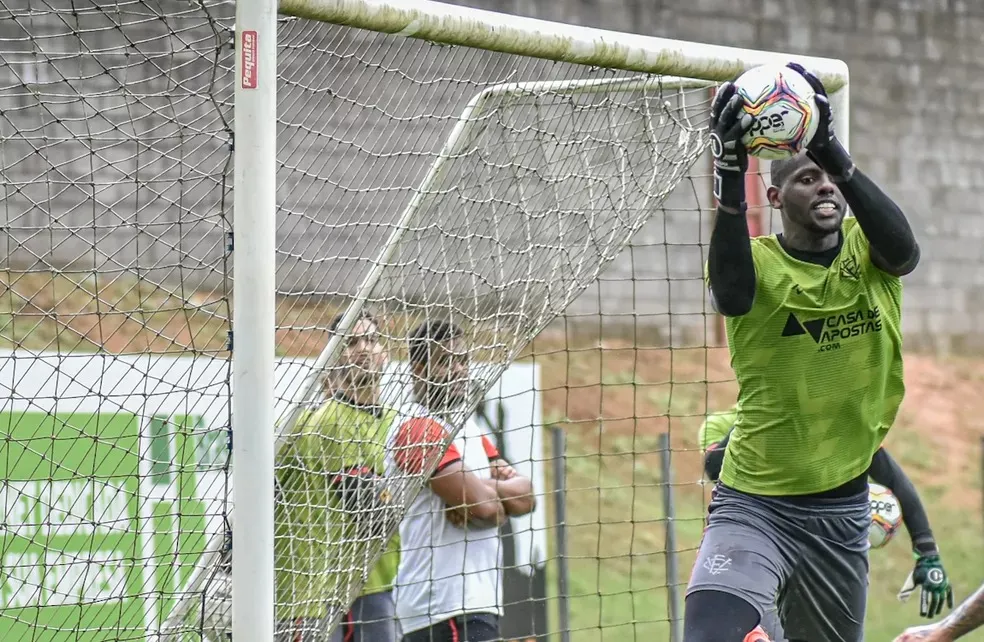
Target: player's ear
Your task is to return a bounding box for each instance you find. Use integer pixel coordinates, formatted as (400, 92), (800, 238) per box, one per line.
(766, 185), (781, 209)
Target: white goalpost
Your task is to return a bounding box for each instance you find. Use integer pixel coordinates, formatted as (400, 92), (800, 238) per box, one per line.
(0, 0), (849, 641)
(192, 2), (850, 637)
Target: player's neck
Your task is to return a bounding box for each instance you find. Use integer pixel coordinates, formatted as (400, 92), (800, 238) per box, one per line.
(336, 382), (378, 408)
(780, 228), (840, 253)
(412, 383), (458, 421)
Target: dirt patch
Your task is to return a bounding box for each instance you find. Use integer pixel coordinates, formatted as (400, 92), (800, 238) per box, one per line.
(886, 354), (984, 507)
(531, 329), (984, 508)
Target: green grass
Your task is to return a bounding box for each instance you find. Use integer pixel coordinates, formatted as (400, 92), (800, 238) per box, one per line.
(557, 429), (707, 642)
(553, 430), (983, 642)
(541, 353), (984, 642)
(3, 273), (982, 641)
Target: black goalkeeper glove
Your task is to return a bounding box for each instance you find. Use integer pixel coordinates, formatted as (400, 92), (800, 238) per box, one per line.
(333, 467), (399, 539)
(785, 62), (855, 182)
(897, 550), (954, 618)
(708, 81), (753, 213)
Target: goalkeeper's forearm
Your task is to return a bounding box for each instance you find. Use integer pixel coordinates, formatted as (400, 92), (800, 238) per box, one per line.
(708, 209), (756, 317)
(868, 448), (936, 553)
(938, 582), (984, 640)
(837, 168), (920, 276)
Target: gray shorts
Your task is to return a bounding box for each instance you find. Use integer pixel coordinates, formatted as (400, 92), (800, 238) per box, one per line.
(329, 590), (399, 642)
(276, 591), (397, 642)
(687, 484), (870, 642)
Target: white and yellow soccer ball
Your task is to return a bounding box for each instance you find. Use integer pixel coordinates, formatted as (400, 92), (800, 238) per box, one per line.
(732, 64), (820, 161)
(868, 482), (903, 549)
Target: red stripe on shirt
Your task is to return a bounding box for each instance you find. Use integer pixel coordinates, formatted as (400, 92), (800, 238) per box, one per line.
(481, 434), (500, 460)
(392, 416), (461, 475)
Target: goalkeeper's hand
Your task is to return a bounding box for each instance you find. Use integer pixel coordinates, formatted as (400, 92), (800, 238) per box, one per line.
(785, 62), (855, 181)
(708, 81), (753, 213)
(898, 552), (955, 619)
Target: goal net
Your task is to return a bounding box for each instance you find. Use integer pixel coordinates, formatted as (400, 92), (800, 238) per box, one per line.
(0, 0), (848, 640)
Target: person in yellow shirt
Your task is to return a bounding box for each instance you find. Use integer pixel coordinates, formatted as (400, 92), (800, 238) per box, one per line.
(275, 311), (401, 642)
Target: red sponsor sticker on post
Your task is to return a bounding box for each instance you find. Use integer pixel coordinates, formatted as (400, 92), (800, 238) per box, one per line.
(241, 30), (258, 89)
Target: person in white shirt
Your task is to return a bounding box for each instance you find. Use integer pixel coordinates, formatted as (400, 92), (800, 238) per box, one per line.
(387, 320), (536, 642)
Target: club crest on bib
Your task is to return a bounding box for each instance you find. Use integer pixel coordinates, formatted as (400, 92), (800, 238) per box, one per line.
(839, 254), (861, 280)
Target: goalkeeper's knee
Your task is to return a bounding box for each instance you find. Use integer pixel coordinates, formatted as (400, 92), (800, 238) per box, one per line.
(684, 590), (771, 642)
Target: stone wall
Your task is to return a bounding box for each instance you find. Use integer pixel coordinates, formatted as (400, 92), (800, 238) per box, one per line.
(474, 0), (982, 352)
(2, 0), (979, 351)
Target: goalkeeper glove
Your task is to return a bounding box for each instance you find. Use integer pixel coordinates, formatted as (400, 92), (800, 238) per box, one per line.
(708, 81), (753, 213)
(332, 467), (399, 539)
(785, 62), (855, 182)
(898, 551), (954, 619)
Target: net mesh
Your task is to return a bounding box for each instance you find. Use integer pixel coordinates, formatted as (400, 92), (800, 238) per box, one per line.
(0, 1), (235, 641)
(257, 18), (711, 641)
(0, 3), (749, 642)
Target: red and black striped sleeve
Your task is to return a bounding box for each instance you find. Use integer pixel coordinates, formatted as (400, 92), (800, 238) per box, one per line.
(392, 417), (461, 476)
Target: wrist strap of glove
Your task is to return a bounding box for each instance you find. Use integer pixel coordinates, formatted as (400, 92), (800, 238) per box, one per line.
(913, 537), (939, 557)
(713, 168), (746, 212)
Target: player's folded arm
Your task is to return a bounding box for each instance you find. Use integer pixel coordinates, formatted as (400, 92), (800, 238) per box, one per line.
(392, 417), (505, 524)
(431, 462), (507, 524)
(488, 472), (536, 516)
(482, 437), (536, 516)
(837, 168), (921, 277)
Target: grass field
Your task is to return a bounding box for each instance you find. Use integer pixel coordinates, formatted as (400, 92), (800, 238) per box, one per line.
(2, 272), (983, 641)
(530, 333), (984, 642)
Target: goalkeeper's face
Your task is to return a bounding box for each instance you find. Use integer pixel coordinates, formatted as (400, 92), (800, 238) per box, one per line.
(767, 155), (846, 236)
(340, 318), (388, 390)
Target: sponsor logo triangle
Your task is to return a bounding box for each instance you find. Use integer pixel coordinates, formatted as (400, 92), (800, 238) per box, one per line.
(780, 313), (805, 337)
(802, 319), (824, 343)
(780, 313), (824, 343)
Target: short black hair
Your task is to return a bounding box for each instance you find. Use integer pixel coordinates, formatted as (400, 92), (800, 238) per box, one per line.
(408, 320), (463, 365)
(769, 152), (811, 187)
(328, 309), (376, 334)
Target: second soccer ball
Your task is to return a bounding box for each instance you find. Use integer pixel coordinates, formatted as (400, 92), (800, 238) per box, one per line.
(732, 64), (820, 161)
(869, 482), (903, 549)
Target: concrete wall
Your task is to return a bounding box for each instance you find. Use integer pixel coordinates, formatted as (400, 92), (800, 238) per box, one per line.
(1, 0), (979, 352)
(471, 0), (983, 352)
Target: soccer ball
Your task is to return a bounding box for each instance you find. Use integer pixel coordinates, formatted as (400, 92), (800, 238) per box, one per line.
(732, 64), (820, 161)
(868, 482), (903, 549)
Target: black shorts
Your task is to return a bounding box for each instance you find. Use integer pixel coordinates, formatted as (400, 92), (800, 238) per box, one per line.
(402, 613), (500, 642)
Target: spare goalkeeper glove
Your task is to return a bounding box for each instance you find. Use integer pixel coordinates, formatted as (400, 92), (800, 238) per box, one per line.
(898, 550), (954, 619)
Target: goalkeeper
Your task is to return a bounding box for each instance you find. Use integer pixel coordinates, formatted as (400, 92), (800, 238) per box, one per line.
(685, 64), (926, 642)
(274, 312), (401, 642)
(699, 404), (953, 629)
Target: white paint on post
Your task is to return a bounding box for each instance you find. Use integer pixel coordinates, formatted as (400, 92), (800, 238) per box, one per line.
(233, 0), (277, 639)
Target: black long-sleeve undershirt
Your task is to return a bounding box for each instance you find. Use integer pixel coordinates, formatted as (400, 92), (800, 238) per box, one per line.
(703, 435), (936, 554)
(707, 167), (919, 317)
(868, 447), (936, 554)
(707, 210), (755, 317)
(839, 168), (920, 276)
